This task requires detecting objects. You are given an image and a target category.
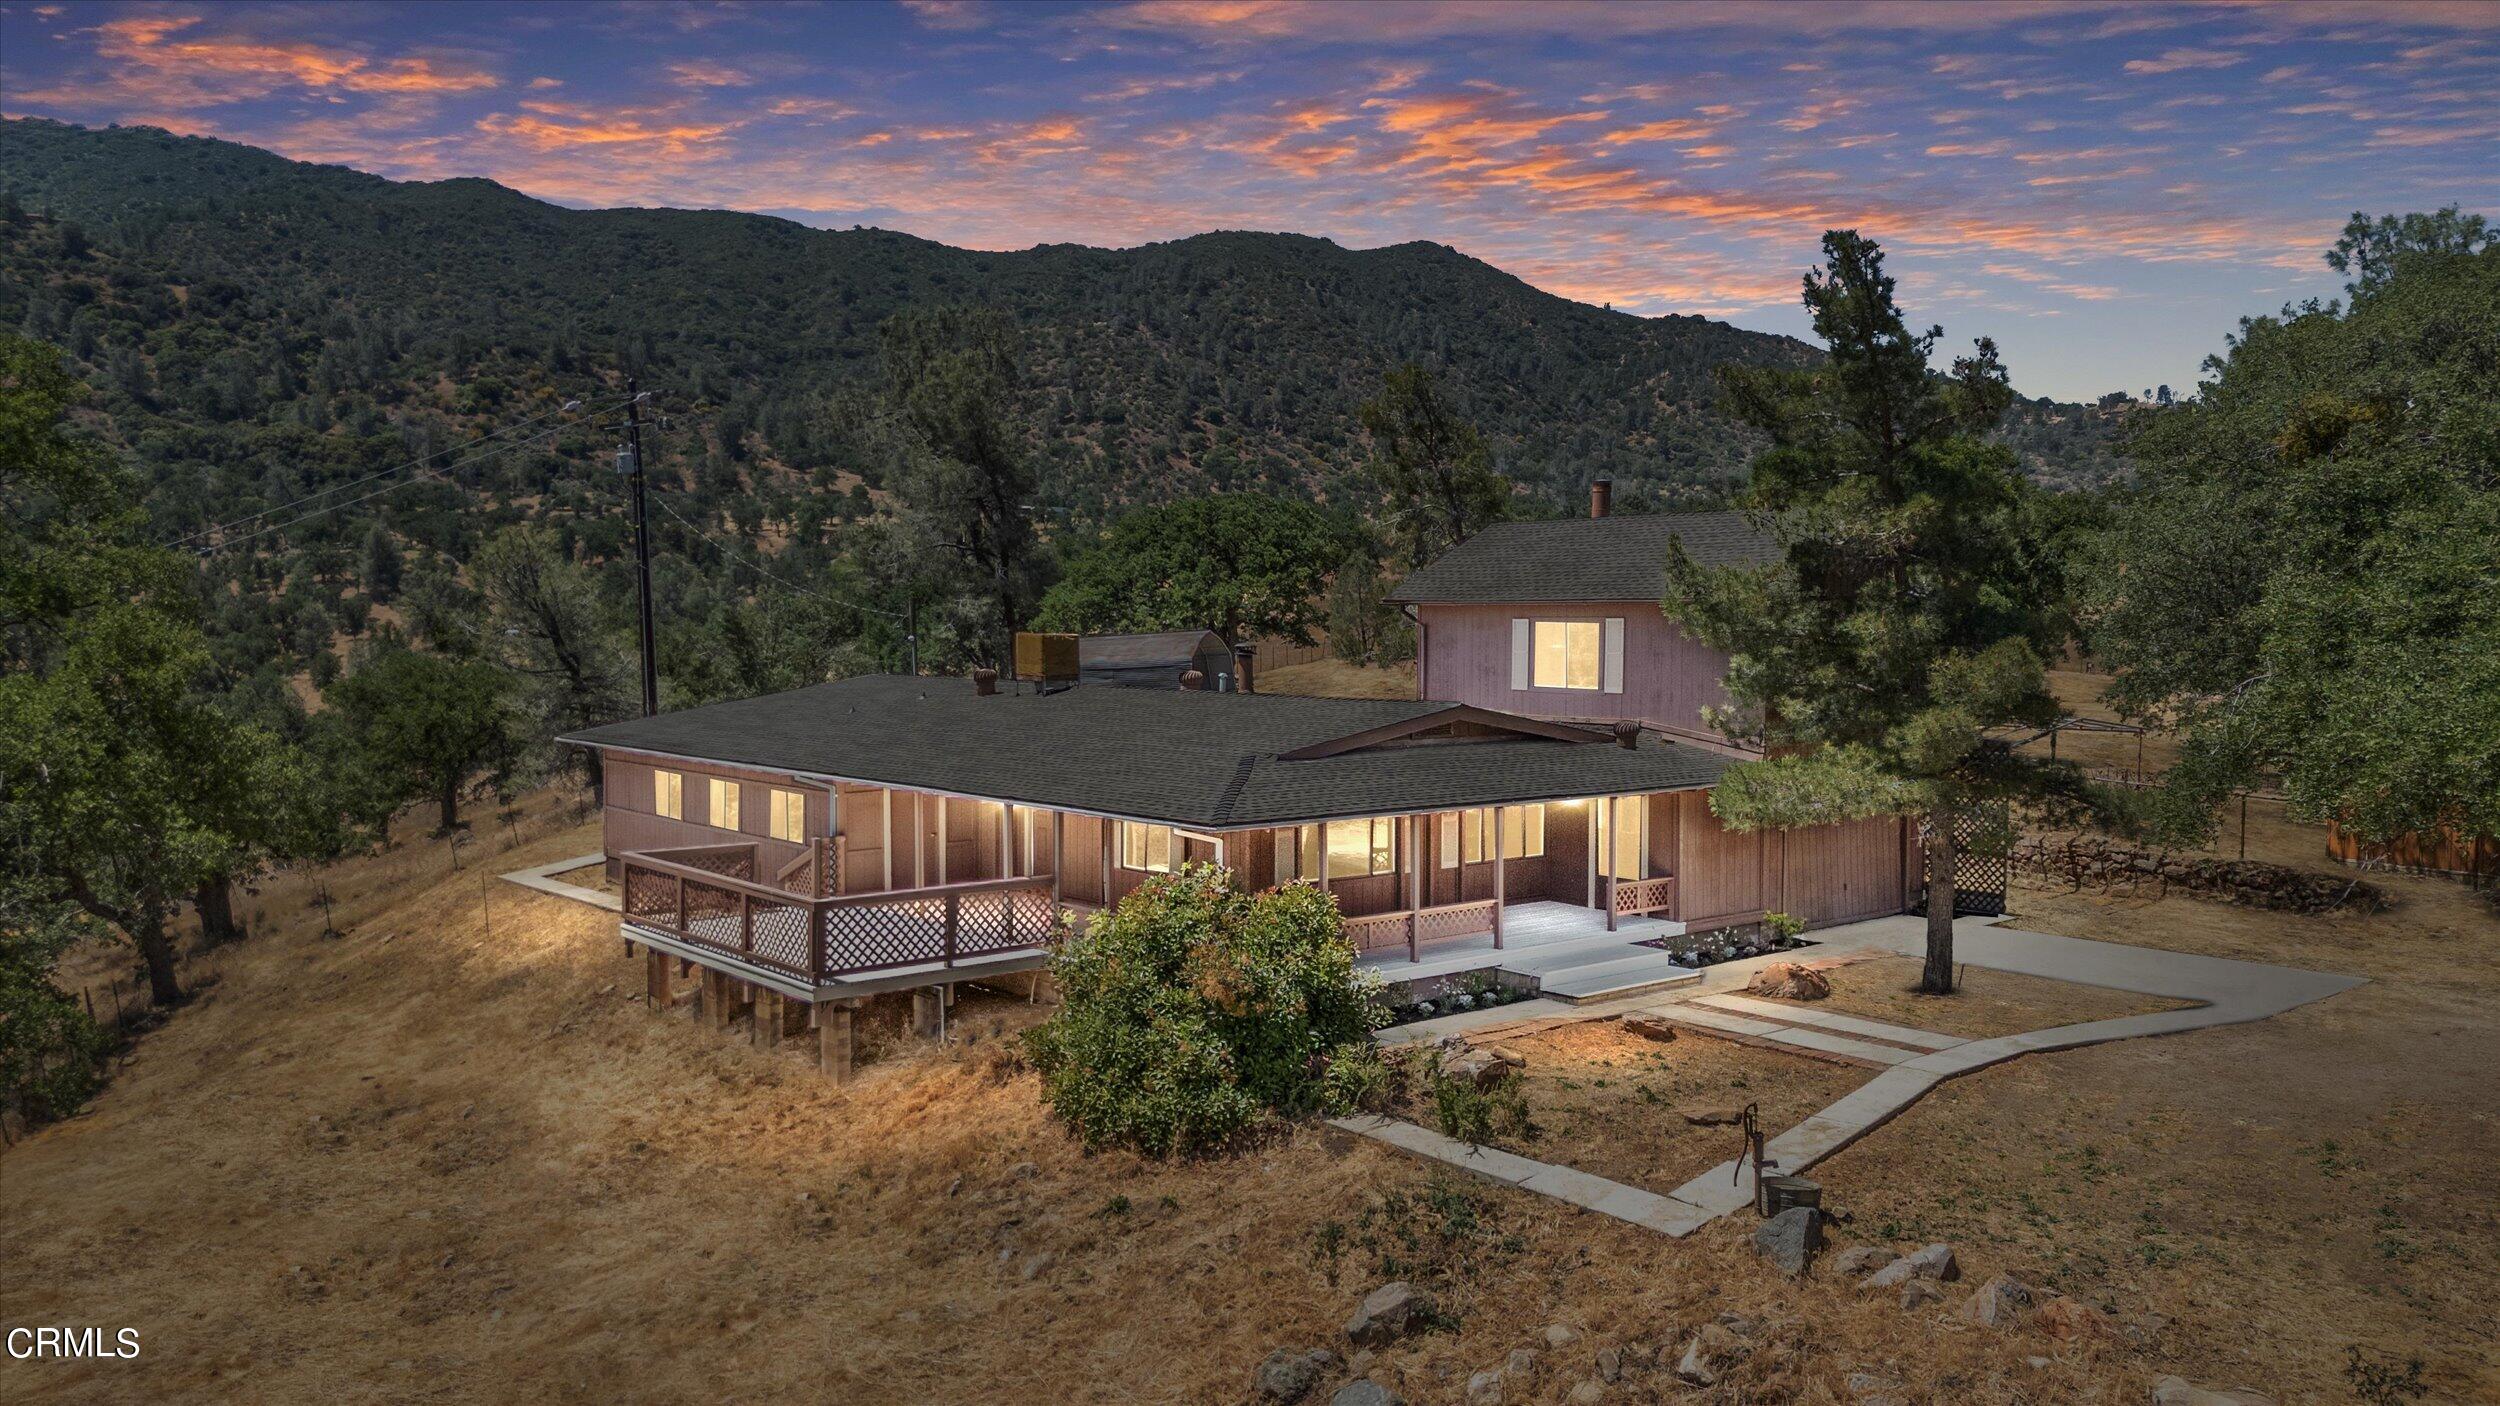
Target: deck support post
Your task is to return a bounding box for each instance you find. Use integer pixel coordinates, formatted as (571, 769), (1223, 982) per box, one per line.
(911, 987), (946, 1039)
(1051, 811), (1065, 913)
(644, 948), (673, 1010)
(753, 989), (783, 1048)
(1492, 805), (1506, 949)
(817, 999), (856, 1083)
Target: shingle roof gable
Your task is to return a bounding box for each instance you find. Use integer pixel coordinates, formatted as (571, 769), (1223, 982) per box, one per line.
(1388, 510), (1777, 604)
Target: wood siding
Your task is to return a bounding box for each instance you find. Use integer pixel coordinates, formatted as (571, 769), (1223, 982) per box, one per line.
(1415, 602), (1736, 743)
(1778, 815), (1910, 927)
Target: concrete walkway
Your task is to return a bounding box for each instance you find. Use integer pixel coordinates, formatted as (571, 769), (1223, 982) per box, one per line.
(500, 852), (619, 912)
(1337, 914), (2366, 1236)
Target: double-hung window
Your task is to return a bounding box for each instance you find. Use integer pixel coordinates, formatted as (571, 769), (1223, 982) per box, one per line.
(1325, 817), (1397, 876)
(1511, 618), (1625, 694)
(1439, 805), (1547, 864)
(708, 777), (741, 831)
(653, 769), (684, 820)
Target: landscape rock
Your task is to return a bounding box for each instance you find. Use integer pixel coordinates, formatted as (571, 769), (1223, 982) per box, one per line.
(1846, 1372), (1907, 1405)
(1329, 1385), (1400, 1406)
(2015, 836), (2384, 915)
(1861, 1242), (1958, 1289)
(1566, 1381), (1604, 1404)
(1830, 1245), (1899, 1278)
(1503, 1347), (1539, 1380)
(1017, 1251), (1055, 1281)
(2150, 1377), (2278, 1406)
(1621, 1014), (1679, 1043)
(1594, 1347), (1623, 1383)
(1896, 1280), (1947, 1311)
(1254, 1348), (1332, 1402)
(1748, 962), (1832, 1000)
(1752, 1206), (1823, 1276)
(1959, 1273), (2035, 1329)
(1681, 1108), (1743, 1126)
(1439, 1047), (1524, 1090)
(1674, 1324), (1748, 1386)
(1542, 1323), (1580, 1348)
(2030, 1295), (2116, 1343)
(1464, 1368), (1505, 1405)
(1345, 1282), (1433, 1347)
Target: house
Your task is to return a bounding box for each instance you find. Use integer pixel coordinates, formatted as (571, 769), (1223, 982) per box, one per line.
(1076, 629), (1241, 690)
(1388, 482), (1777, 750)
(561, 492), (1916, 1077)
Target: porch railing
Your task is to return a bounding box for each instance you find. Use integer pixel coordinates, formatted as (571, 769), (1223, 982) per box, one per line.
(618, 843), (1057, 984)
(1343, 898), (1499, 960)
(1607, 874), (1678, 927)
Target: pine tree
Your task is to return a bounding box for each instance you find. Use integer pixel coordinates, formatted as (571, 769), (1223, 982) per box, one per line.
(1660, 232), (2085, 993)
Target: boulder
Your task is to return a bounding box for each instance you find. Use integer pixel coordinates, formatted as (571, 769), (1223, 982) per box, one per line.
(1254, 1349), (1335, 1402)
(1330, 1385), (1401, 1406)
(1752, 1206), (1823, 1277)
(1896, 1280), (1947, 1311)
(1748, 962), (1831, 1000)
(1673, 1323), (1748, 1386)
(1621, 1014), (1679, 1043)
(1830, 1245), (1899, 1278)
(1542, 1324), (1580, 1349)
(1345, 1282), (1433, 1347)
(1861, 1242), (1957, 1289)
(1504, 1348), (1539, 1381)
(1439, 1045), (1525, 1090)
(1464, 1368), (1505, 1405)
(2030, 1295), (2116, 1343)
(1959, 1273), (2035, 1329)
(2150, 1378), (2278, 1406)
(1567, 1382), (1604, 1405)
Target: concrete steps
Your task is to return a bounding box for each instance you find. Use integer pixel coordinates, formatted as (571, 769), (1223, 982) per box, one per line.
(1536, 952), (1702, 1004)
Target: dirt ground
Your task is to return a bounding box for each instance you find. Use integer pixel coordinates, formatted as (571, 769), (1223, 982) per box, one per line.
(1466, 1020), (1863, 1197)
(1758, 954), (2199, 1040)
(4, 779), (2496, 1404)
(1260, 658), (1417, 699)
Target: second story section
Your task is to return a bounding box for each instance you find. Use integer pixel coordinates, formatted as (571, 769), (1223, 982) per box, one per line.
(1389, 496), (1776, 750)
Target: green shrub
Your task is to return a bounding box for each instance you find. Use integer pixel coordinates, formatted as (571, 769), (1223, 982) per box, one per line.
(1026, 864), (1383, 1156)
(1763, 911), (1806, 943)
(0, 911), (114, 1133)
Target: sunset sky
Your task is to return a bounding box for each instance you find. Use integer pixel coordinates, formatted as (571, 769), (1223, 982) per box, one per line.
(4, 0), (2494, 401)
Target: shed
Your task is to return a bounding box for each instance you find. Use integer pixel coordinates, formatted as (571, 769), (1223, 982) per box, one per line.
(1077, 630), (1237, 690)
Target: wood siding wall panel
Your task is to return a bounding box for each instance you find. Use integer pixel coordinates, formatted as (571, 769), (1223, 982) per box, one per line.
(1675, 790), (1765, 924)
(1417, 602), (1735, 740)
(1779, 816), (1910, 928)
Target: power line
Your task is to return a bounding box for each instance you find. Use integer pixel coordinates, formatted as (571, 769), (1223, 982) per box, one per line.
(642, 486), (904, 621)
(165, 393), (633, 551)
(191, 412), (624, 558)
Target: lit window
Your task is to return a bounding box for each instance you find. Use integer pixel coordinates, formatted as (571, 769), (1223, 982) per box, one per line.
(1532, 620), (1603, 691)
(1120, 821), (1175, 873)
(1595, 798), (1646, 880)
(653, 769), (683, 821)
(1454, 805), (1545, 862)
(1437, 812), (1460, 869)
(1326, 817), (1396, 876)
(768, 788), (805, 843)
(709, 777), (741, 831)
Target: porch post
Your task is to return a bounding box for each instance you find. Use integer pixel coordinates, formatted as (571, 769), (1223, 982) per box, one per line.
(1405, 814), (1421, 962)
(1000, 802), (1015, 878)
(936, 796), (950, 886)
(1492, 805), (1506, 949)
(1051, 810), (1065, 911)
(1606, 795), (1621, 932)
(1317, 823), (1331, 893)
(881, 789), (895, 891)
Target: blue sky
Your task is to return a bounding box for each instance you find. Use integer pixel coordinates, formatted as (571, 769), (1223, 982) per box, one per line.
(3, 0), (2494, 401)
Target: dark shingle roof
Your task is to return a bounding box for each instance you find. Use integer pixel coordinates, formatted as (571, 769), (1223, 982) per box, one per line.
(561, 676), (1728, 828)
(1388, 510), (1777, 604)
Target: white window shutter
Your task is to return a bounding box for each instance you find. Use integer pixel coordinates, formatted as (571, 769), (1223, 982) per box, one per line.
(1510, 619), (1532, 690)
(1602, 617), (1626, 694)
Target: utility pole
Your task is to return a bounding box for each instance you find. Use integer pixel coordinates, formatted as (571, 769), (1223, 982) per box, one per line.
(622, 378), (660, 717)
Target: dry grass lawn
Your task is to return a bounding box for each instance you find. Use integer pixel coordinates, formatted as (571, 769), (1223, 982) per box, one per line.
(1465, 1021), (1862, 1197)
(1760, 954), (2200, 1040)
(4, 779), (2495, 1404)
(1260, 657), (1417, 699)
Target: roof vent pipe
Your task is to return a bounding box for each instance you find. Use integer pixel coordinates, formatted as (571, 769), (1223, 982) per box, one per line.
(1591, 478), (1613, 519)
(1179, 668), (1205, 691)
(1613, 719), (1642, 749)
(972, 667), (998, 696)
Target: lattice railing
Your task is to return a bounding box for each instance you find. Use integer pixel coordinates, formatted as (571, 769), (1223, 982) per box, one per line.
(1610, 875), (1677, 918)
(1342, 910), (1415, 955)
(1415, 900), (1497, 945)
(621, 845), (1057, 983)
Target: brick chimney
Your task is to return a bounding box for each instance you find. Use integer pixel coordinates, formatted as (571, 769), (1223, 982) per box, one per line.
(1590, 478), (1613, 519)
(1233, 643), (1257, 694)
